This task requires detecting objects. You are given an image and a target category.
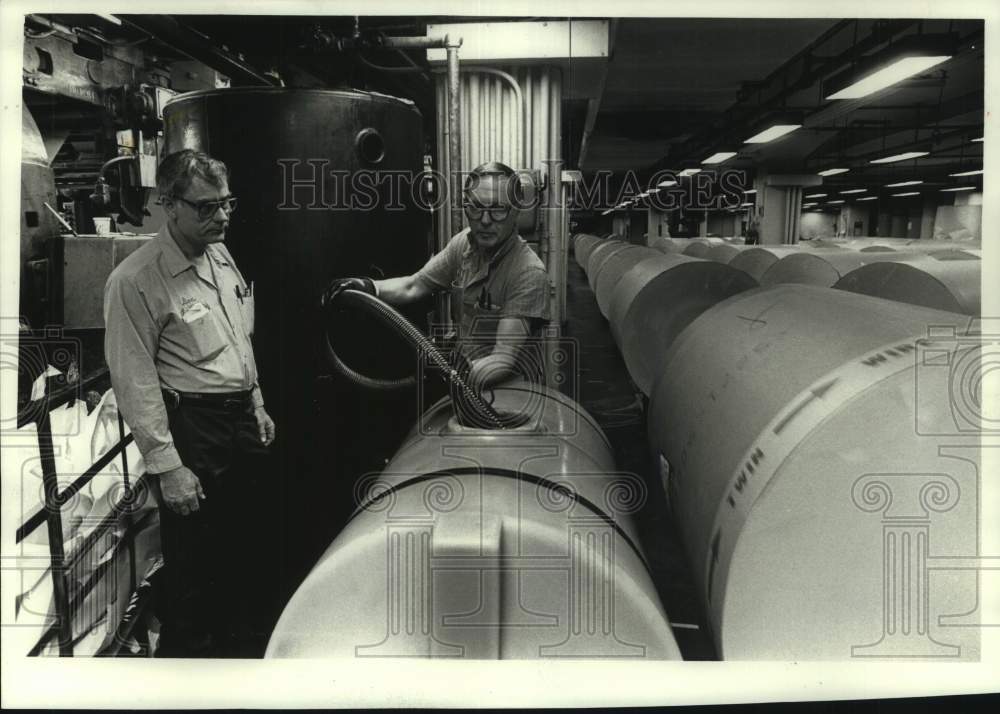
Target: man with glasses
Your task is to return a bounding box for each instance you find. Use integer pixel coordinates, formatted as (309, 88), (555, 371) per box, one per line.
(104, 149), (276, 657)
(324, 161), (550, 392)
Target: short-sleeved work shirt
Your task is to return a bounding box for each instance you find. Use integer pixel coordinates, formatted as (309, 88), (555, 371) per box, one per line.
(103, 224), (262, 473)
(416, 229), (550, 361)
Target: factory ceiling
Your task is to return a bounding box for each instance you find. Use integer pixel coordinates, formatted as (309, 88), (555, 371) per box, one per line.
(28, 14), (984, 199)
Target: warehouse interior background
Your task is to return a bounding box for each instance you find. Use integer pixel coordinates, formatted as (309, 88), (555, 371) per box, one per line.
(4, 5), (998, 694)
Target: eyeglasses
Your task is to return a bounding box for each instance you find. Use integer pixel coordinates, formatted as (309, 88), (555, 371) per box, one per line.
(464, 204), (511, 222)
(172, 195), (238, 221)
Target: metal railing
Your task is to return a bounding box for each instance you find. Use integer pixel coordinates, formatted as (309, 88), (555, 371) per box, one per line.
(15, 367), (153, 656)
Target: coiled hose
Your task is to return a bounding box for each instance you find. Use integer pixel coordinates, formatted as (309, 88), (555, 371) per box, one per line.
(323, 289), (512, 430)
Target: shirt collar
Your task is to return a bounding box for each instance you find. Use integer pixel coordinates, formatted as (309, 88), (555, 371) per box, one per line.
(157, 224), (228, 277)
(157, 224), (196, 277)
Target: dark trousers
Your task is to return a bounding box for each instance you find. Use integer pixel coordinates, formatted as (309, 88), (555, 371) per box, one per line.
(154, 400), (277, 658)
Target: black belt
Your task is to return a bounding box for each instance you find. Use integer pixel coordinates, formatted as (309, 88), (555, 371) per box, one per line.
(162, 388), (254, 411)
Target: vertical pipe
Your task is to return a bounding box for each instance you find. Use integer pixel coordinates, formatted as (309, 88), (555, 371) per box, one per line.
(469, 74), (480, 171)
(461, 75), (469, 177)
(447, 40), (463, 243)
(549, 67), (565, 325)
(436, 74), (450, 248)
(38, 412), (73, 655)
(538, 68), (551, 265)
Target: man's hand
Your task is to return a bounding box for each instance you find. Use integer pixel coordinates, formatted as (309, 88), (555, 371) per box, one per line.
(158, 465), (205, 516)
(254, 406), (276, 446)
(320, 277), (376, 308)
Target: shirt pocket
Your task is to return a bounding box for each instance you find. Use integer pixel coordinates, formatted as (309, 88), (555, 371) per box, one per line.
(239, 293), (255, 337)
(180, 312), (228, 363)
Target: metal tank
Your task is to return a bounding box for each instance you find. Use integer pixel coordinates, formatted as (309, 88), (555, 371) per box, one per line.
(265, 382), (682, 659)
(760, 250), (932, 287)
(834, 257), (981, 315)
(648, 285), (980, 659)
(603, 254), (758, 396)
(162, 88), (430, 582)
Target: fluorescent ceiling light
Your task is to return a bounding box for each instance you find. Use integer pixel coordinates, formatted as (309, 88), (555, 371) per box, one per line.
(840, 188), (867, 194)
(886, 180), (923, 187)
(744, 189), (757, 194)
(949, 169), (983, 177)
(96, 13), (122, 24)
(828, 200), (845, 204)
(745, 124), (802, 143)
(657, 180), (678, 188)
(870, 151), (929, 164)
(679, 169), (701, 177)
(971, 136), (983, 143)
(856, 196), (878, 201)
(805, 193), (827, 199)
(802, 202), (818, 207)
(600, 209), (613, 216)
(940, 186), (977, 192)
(740, 202), (754, 207)
(702, 152), (737, 165)
(892, 192), (921, 197)
(639, 191), (651, 197)
(818, 168), (849, 177)
(826, 55), (951, 100)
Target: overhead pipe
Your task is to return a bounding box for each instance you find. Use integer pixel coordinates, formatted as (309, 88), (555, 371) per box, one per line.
(121, 15), (277, 86)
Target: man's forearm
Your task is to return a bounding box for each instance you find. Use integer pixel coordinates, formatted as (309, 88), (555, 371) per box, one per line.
(374, 275), (431, 305)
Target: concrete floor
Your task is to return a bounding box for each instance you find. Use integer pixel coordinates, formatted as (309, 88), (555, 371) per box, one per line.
(562, 247), (717, 660)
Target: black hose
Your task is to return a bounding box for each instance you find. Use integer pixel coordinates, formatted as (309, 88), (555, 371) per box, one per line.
(323, 289), (512, 430)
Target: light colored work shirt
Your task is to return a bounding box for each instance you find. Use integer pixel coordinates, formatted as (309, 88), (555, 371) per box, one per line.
(103, 224), (263, 473)
(417, 228), (551, 365)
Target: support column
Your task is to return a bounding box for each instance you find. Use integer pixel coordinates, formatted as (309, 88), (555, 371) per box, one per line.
(757, 172), (821, 245)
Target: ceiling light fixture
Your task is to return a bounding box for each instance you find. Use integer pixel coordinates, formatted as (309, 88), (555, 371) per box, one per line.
(971, 136), (983, 143)
(679, 168), (702, 177)
(856, 196), (878, 201)
(823, 33), (955, 100)
(818, 168), (849, 177)
(949, 169), (983, 177)
(840, 188), (867, 194)
(885, 180), (923, 187)
(828, 200), (845, 204)
(870, 151), (929, 164)
(827, 56), (951, 99)
(745, 124), (802, 143)
(802, 202), (818, 207)
(940, 186), (977, 192)
(702, 152), (738, 165)
(657, 180), (678, 188)
(740, 202), (754, 207)
(892, 192), (921, 197)
(744, 189), (757, 194)
(805, 193), (827, 199)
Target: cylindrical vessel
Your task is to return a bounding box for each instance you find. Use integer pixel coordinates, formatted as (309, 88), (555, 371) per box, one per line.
(593, 245), (659, 317)
(573, 233), (602, 269)
(648, 286), (980, 659)
(585, 240), (631, 291)
(706, 243), (748, 264)
(649, 236), (683, 254)
(728, 246), (807, 282)
(266, 383), (682, 659)
(605, 254), (757, 395)
(760, 251), (931, 287)
(834, 258), (981, 315)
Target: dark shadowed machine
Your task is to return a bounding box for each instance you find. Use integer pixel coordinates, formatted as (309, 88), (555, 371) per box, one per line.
(162, 88), (431, 587)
